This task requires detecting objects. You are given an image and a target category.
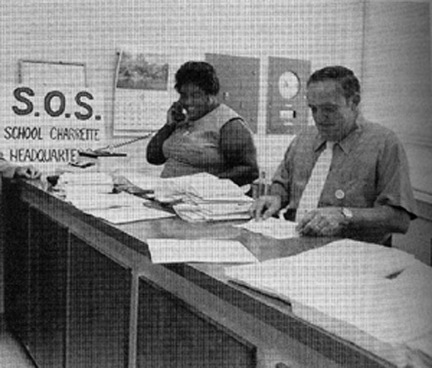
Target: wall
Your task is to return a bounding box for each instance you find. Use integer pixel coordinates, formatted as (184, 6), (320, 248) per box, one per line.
(362, 0), (432, 197)
(0, 0), (364, 176)
(361, 0), (432, 263)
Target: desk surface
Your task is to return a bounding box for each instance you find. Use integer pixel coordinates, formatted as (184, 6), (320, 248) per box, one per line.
(17, 178), (429, 368)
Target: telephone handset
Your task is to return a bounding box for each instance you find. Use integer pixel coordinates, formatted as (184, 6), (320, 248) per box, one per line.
(170, 101), (187, 124)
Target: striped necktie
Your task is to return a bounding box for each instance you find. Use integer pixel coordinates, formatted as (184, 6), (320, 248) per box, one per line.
(296, 141), (335, 222)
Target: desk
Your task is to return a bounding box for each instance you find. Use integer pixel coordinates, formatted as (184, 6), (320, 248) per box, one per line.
(2, 179), (401, 368)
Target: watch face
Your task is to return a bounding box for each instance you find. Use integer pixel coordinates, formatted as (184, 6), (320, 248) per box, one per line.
(278, 71), (300, 99)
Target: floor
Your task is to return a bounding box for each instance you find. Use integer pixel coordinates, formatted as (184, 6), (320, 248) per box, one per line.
(0, 317), (36, 368)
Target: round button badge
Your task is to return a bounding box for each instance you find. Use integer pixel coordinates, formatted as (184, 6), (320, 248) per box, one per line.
(335, 189), (345, 200)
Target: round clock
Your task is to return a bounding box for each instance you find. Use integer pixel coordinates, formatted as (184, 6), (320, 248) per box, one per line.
(278, 71), (300, 100)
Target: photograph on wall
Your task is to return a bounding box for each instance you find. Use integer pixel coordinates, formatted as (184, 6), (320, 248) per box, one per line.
(116, 51), (169, 90)
(113, 50), (171, 135)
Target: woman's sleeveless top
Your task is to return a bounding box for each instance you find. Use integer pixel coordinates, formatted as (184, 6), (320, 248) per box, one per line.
(161, 104), (246, 178)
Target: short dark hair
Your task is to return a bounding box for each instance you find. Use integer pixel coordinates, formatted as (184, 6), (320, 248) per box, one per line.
(174, 61), (220, 96)
(307, 66), (361, 100)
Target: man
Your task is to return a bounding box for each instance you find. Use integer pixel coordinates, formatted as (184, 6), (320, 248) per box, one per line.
(0, 153), (41, 180)
(251, 66), (416, 244)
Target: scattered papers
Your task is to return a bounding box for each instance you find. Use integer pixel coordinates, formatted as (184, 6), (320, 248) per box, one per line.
(236, 218), (299, 239)
(87, 206), (175, 224)
(121, 172), (164, 191)
(59, 172), (114, 195)
(66, 191), (148, 211)
(59, 172), (113, 185)
(146, 238), (258, 264)
(60, 172), (174, 224)
(226, 239), (431, 345)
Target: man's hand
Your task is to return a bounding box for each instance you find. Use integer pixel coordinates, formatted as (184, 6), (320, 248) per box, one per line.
(15, 165), (41, 180)
(296, 207), (347, 236)
(249, 195), (281, 221)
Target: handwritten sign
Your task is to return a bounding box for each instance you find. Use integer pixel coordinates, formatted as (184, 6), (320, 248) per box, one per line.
(0, 85), (105, 170)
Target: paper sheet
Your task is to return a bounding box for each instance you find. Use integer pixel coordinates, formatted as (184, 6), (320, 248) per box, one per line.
(67, 191), (148, 211)
(60, 172), (113, 185)
(146, 239), (258, 264)
(226, 239), (431, 345)
(236, 217), (299, 239)
(87, 206), (175, 224)
(122, 172), (164, 191)
(154, 173), (251, 202)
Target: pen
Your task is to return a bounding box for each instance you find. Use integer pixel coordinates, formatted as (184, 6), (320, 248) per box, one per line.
(259, 170), (268, 197)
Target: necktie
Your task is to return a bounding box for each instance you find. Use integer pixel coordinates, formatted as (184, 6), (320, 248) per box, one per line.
(295, 141), (334, 222)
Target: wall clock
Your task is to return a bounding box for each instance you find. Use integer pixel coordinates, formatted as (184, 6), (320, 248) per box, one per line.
(278, 71), (300, 100)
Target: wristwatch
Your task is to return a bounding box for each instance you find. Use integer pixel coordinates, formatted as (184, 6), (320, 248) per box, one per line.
(341, 207), (353, 220)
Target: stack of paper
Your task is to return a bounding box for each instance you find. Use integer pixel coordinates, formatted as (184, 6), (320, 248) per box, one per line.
(153, 173), (248, 201)
(173, 201), (252, 222)
(148, 173), (253, 222)
(226, 239), (432, 347)
(60, 172), (174, 224)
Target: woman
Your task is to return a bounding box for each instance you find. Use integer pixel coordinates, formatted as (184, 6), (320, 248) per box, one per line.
(146, 61), (258, 186)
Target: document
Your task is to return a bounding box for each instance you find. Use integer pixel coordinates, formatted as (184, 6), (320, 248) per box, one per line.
(226, 239), (431, 345)
(154, 173), (251, 203)
(60, 172), (113, 185)
(146, 239), (258, 264)
(67, 191), (149, 211)
(87, 206), (175, 224)
(121, 172), (164, 191)
(235, 217), (299, 239)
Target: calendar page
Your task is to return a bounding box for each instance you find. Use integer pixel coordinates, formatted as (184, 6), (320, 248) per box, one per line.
(113, 51), (172, 136)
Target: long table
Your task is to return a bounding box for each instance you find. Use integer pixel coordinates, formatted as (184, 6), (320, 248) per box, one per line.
(2, 178), (403, 368)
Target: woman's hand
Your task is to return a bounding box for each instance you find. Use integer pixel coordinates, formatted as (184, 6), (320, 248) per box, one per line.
(167, 101), (187, 127)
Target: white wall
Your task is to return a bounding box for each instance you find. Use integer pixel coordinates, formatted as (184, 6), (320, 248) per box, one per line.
(0, 0), (364, 176)
(362, 0), (432, 199)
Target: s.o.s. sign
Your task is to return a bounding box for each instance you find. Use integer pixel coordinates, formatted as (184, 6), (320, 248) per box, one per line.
(1, 85), (105, 169)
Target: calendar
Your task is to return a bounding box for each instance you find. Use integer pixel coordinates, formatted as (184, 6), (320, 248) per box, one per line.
(113, 50), (172, 136)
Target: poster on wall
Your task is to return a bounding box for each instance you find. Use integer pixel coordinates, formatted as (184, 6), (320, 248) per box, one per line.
(113, 50), (171, 136)
(0, 84), (105, 172)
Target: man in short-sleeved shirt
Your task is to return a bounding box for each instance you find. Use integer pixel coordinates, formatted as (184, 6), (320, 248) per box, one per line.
(251, 66), (416, 244)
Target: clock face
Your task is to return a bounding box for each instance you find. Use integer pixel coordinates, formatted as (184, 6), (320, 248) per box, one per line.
(278, 71), (300, 100)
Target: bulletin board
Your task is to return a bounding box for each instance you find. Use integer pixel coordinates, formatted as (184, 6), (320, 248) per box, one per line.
(113, 50), (172, 136)
(1, 60), (103, 172)
(18, 59), (87, 88)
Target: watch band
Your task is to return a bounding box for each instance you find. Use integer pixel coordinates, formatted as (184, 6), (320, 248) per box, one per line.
(341, 207), (353, 220)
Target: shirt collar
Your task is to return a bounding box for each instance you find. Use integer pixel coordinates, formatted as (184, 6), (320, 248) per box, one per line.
(313, 114), (365, 153)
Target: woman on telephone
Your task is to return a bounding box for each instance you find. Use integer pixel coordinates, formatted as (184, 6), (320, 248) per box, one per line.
(146, 61), (258, 186)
